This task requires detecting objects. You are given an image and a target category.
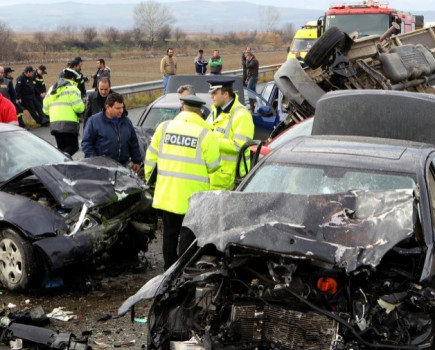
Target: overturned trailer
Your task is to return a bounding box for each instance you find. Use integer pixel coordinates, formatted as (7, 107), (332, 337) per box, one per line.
(274, 25), (435, 131)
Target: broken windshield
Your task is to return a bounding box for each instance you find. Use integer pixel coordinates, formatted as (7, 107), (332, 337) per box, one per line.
(325, 14), (390, 38)
(243, 164), (415, 195)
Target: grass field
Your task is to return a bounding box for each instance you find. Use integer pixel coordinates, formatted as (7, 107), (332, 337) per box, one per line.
(6, 50), (286, 88)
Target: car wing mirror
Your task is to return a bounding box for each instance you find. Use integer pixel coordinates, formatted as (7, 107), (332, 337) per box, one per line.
(257, 106), (274, 117)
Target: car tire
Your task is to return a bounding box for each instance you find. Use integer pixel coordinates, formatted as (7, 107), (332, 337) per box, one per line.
(0, 228), (41, 291)
(305, 27), (347, 69)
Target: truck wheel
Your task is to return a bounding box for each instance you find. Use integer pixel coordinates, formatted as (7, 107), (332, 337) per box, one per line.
(305, 27), (347, 69)
(0, 228), (41, 291)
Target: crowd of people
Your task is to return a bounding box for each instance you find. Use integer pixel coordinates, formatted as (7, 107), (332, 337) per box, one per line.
(0, 49), (258, 272)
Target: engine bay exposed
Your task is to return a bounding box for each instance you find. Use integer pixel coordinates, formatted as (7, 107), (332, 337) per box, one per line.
(148, 241), (435, 350)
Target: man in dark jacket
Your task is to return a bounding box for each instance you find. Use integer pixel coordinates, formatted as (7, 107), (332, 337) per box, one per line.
(16, 66), (49, 126)
(91, 58), (111, 89)
(83, 77), (113, 129)
(245, 51), (259, 92)
(1, 67), (25, 127)
(241, 47), (251, 87)
(81, 92), (142, 173)
(32, 65), (47, 105)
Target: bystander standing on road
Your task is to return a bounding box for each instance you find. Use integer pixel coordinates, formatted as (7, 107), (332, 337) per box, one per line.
(81, 92), (142, 172)
(91, 58), (111, 90)
(16, 66), (49, 126)
(83, 77), (115, 129)
(43, 68), (85, 156)
(241, 47), (251, 86)
(74, 57), (89, 99)
(145, 95), (221, 270)
(209, 50), (223, 75)
(206, 79), (254, 190)
(3, 67), (24, 128)
(0, 92), (18, 126)
(194, 49), (208, 75)
(245, 51), (259, 92)
(160, 48), (177, 95)
(32, 65), (47, 105)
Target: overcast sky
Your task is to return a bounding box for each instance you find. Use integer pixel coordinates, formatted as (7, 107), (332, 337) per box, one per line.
(0, 0), (433, 11)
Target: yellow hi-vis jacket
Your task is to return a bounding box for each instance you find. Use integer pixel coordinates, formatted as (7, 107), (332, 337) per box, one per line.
(207, 94), (254, 190)
(145, 110), (221, 215)
(43, 79), (84, 134)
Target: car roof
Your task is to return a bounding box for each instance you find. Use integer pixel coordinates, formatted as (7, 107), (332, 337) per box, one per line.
(0, 124), (23, 133)
(313, 90), (435, 145)
(266, 135), (435, 173)
(151, 92), (212, 108)
(166, 75), (245, 104)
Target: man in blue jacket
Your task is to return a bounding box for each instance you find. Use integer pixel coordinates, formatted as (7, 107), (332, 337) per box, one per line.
(81, 92), (142, 172)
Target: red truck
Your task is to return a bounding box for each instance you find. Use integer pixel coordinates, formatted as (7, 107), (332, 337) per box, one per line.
(318, 0), (423, 39)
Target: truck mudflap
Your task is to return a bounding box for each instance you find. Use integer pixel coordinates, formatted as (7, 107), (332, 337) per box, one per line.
(274, 58), (325, 109)
(0, 322), (91, 349)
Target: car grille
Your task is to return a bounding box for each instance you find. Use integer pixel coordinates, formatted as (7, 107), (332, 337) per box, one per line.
(231, 303), (338, 349)
(99, 192), (142, 220)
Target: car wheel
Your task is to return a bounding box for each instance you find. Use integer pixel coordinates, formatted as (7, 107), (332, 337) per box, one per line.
(305, 27), (347, 69)
(0, 228), (41, 291)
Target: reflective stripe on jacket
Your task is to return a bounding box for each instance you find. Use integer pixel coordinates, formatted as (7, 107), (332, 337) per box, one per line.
(207, 93), (254, 190)
(145, 110), (221, 214)
(43, 79), (84, 134)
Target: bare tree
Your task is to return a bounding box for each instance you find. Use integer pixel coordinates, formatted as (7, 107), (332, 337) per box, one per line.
(174, 28), (186, 42)
(104, 26), (120, 43)
(133, 0), (173, 45)
(57, 25), (77, 41)
(156, 24), (171, 42)
(83, 26), (98, 42)
(0, 22), (16, 61)
(132, 27), (143, 42)
(259, 6), (280, 32)
(33, 31), (48, 55)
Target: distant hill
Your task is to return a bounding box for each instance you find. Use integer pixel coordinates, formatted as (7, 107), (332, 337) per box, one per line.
(3, 1), (323, 32)
(3, 1), (434, 33)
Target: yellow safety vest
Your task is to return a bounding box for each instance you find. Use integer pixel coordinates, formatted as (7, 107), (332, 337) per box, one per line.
(207, 94), (254, 190)
(145, 111), (221, 214)
(43, 79), (84, 124)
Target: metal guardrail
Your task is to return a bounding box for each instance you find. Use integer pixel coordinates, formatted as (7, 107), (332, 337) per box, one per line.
(87, 64), (281, 97)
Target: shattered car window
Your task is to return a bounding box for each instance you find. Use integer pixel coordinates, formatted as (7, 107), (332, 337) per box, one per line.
(0, 130), (69, 183)
(243, 164), (415, 194)
(142, 107), (179, 130)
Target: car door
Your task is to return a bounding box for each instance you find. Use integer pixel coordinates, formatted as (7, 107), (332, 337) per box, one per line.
(244, 87), (279, 140)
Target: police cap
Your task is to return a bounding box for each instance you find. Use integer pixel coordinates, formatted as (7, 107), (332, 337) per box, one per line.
(4, 67), (14, 74)
(207, 78), (235, 93)
(24, 66), (34, 73)
(38, 65), (47, 74)
(180, 94), (206, 107)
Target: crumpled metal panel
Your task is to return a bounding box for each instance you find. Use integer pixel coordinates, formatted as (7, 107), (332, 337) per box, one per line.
(183, 189), (416, 273)
(0, 192), (67, 238)
(30, 156), (146, 208)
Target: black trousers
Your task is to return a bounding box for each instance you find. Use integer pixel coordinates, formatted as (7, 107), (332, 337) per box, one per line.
(21, 97), (45, 124)
(161, 210), (196, 271)
(53, 133), (79, 157)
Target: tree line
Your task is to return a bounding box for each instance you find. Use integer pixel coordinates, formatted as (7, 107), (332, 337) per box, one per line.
(0, 0), (295, 62)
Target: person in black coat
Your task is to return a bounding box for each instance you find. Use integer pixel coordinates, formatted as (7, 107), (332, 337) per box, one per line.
(15, 66), (48, 126)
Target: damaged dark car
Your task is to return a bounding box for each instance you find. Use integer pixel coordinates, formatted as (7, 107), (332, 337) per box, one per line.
(119, 91), (435, 349)
(0, 124), (153, 291)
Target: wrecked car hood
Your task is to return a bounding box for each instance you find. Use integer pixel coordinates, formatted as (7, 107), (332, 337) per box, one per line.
(3, 156), (146, 209)
(183, 190), (415, 273)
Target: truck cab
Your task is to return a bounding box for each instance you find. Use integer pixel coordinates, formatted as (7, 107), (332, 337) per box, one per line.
(287, 21), (318, 60)
(321, 1), (416, 39)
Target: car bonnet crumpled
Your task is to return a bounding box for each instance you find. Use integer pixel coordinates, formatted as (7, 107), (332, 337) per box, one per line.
(30, 156), (146, 208)
(183, 189), (416, 273)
